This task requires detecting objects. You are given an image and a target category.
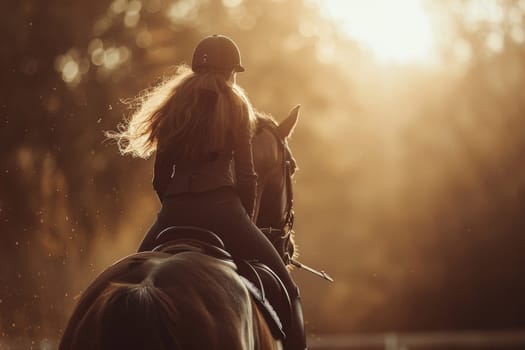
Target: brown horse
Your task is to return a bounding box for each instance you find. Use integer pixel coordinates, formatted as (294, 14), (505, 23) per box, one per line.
(59, 107), (300, 350)
(253, 107), (299, 262)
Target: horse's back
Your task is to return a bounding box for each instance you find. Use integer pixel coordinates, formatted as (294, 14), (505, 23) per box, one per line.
(60, 251), (282, 350)
(153, 252), (257, 350)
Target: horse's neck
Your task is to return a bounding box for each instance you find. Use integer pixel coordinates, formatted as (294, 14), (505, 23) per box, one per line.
(252, 127), (281, 225)
(255, 168), (287, 229)
(253, 180), (265, 224)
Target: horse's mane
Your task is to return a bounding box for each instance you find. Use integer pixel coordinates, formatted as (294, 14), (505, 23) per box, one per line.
(255, 111), (278, 130)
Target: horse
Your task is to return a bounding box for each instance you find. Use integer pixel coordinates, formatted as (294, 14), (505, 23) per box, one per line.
(253, 107), (299, 263)
(58, 107), (300, 350)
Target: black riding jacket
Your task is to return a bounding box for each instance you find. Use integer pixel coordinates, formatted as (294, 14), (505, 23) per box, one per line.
(153, 130), (257, 218)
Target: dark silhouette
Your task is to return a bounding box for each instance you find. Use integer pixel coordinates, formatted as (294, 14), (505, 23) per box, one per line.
(60, 111), (301, 349)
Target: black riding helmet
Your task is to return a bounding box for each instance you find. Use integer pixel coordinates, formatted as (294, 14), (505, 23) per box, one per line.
(191, 34), (245, 73)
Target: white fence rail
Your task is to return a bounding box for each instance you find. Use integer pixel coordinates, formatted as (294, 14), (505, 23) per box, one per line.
(2, 330), (525, 349)
(308, 330), (525, 349)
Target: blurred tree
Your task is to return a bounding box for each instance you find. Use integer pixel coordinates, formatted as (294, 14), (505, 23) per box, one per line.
(3, 0), (525, 341)
(1, 0), (114, 337)
(382, 0), (525, 331)
(1, 0), (359, 338)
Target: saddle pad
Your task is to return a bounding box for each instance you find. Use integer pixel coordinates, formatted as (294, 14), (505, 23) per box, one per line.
(236, 259), (291, 341)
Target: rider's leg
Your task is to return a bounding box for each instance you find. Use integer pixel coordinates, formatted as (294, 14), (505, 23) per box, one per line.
(208, 191), (306, 350)
(136, 188), (307, 349)
(285, 286), (306, 350)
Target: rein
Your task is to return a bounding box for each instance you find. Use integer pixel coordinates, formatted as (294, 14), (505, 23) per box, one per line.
(280, 136), (295, 233)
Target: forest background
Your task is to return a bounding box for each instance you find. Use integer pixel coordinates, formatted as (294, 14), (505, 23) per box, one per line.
(1, 0), (525, 344)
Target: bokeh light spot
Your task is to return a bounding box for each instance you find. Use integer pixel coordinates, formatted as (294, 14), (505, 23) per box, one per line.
(88, 38), (103, 54)
(222, 0), (243, 8)
(110, 0), (128, 14)
(167, 0), (198, 23)
(91, 48), (105, 66)
(103, 48), (121, 69)
(62, 60), (79, 83)
(486, 31), (504, 53)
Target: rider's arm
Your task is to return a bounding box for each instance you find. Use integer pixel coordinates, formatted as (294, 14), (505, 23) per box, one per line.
(233, 123), (257, 220)
(152, 150), (172, 201)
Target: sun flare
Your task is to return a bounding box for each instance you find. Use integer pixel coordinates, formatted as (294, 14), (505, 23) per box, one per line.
(319, 0), (436, 64)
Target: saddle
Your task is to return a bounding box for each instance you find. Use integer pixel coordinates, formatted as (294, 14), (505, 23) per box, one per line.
(152, 226), (291, 341)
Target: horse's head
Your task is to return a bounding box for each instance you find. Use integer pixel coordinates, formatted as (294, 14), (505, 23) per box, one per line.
(253, 106), (299, 229)
(252, 106), (299, 261)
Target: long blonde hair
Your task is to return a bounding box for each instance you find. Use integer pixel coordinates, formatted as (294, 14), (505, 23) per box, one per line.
(107, 65), (256, 159)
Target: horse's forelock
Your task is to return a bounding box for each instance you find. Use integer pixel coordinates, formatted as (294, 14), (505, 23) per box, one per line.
(255, 111), (278, 130)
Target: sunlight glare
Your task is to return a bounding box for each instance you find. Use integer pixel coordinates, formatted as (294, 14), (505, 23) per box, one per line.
(319, 0), (436, 65)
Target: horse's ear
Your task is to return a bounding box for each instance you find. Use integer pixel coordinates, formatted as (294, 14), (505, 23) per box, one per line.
(277, 105), (300, 139)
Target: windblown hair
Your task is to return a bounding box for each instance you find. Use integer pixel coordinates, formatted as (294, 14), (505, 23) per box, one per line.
(106, 65), (256, 160)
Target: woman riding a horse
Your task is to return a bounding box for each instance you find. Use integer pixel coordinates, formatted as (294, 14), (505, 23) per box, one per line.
(107, 35), (305, 350)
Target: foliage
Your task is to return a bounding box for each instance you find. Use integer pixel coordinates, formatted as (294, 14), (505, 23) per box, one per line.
(1, 0), (525, 340)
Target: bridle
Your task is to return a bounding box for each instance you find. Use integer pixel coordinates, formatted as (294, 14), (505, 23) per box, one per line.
(256, 121), (334, 282)
(277, 130), (295, 234)
(254, 121), (296, 262)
